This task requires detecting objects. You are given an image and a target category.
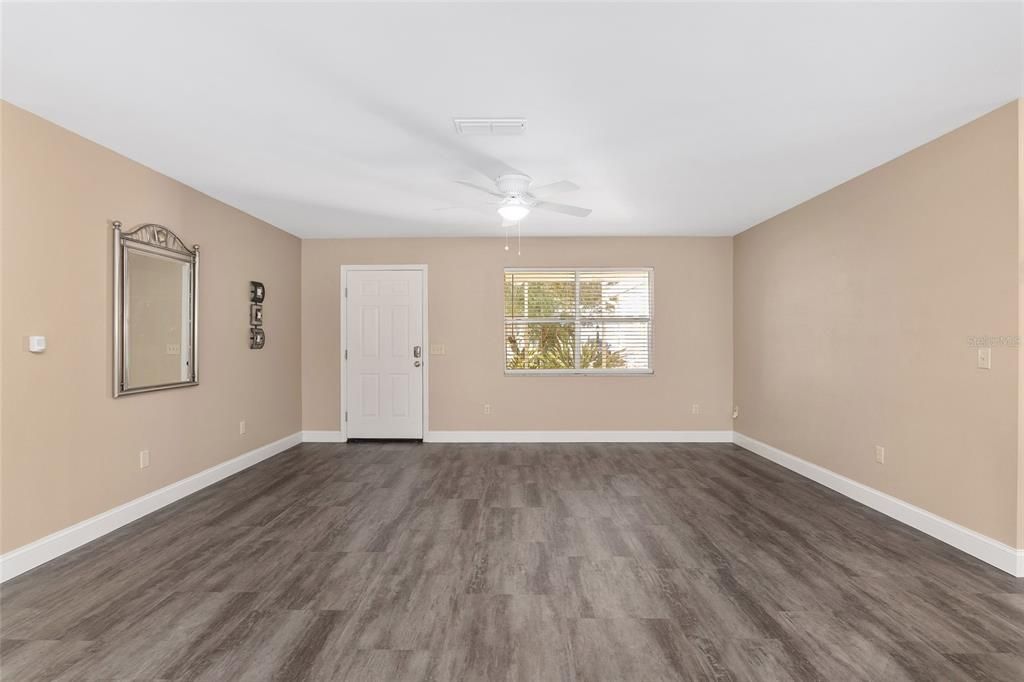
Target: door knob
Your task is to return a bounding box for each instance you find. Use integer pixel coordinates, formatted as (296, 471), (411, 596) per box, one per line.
(414, 360), (422, 367)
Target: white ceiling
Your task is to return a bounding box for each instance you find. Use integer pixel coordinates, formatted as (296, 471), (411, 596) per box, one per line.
(3, 2), (1021, 238)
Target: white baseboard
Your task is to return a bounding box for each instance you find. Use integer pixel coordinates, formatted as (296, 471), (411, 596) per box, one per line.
(7, 429), (1019, 582)
(733, 432), (1024, 578)
(0, 431), (303, 583)
(302, 430), (347, 443)
(424, 430), (735, 443)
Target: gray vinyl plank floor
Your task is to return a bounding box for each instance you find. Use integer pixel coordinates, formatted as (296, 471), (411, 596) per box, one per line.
(1, 441), (1022, 680)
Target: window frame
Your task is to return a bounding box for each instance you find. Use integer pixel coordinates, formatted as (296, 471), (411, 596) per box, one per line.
(503, 266), (654, 376)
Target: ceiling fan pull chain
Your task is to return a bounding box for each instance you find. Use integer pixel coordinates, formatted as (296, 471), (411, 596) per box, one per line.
(505, 223), (510, 251)
(517, 221), (522, 256)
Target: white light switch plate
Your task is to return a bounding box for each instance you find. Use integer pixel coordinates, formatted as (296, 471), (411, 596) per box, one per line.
(977, 347), (992, 369)
(27, 336), (46, 353)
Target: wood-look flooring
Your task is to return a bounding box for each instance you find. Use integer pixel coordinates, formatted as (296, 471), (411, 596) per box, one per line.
(2, 441), (1023, 681)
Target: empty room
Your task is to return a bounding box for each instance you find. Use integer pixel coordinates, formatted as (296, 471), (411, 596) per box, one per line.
(2, 1), (1023, 680)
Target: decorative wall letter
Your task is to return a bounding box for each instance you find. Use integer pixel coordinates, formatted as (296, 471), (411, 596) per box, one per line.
(249, 281), (265, 349)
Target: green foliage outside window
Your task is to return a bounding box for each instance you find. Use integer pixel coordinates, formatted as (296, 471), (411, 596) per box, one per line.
(505, 271), (646, 371)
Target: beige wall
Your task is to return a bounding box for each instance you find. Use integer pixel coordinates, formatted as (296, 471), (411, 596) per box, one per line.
(1018, 100), (1024, 551)
(0, 102), (302, 552)
(734, 102), (1020, 547)
(302, 237), (733, 432)
(4, 96), (1021, 557)
(1, 103), (6, 558)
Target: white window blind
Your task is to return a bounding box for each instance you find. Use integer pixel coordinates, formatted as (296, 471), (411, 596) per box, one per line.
(504, 268), (653, 374)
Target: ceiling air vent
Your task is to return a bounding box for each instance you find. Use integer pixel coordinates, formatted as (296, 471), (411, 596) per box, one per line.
(453, 118), (527, 136)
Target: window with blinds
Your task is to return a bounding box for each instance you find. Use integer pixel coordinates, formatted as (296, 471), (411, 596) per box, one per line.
(504, 268), (653, 374)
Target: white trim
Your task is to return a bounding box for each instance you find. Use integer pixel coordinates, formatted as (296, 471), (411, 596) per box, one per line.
(424, 430), (734, 443)
(7, 429), (1019, 582)
(504, 369), (654, 376)
(0, 432), (302, 583)
(340, 265), (429, 440)
(733, 432), (1024, 578)
(302, 430), (347, 443)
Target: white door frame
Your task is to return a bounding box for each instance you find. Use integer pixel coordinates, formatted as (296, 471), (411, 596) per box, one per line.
(340, 265), (429, 439)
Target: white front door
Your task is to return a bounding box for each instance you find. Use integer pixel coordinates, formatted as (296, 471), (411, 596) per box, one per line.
(345, 269), (424, 439)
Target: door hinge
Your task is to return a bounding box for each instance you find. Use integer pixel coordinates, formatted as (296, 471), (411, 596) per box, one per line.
(344, 349), (348, 360)
(344, 411), (348, 422)
(344, 287), (348, 298)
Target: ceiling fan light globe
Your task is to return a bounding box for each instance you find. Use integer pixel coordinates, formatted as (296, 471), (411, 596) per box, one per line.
(498, 205), (530, 222)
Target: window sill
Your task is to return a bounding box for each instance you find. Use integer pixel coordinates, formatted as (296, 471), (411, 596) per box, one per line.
(504, 369), (654, 377)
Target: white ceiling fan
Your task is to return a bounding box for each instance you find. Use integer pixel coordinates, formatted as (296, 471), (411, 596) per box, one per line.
(453, 173), (592, 226)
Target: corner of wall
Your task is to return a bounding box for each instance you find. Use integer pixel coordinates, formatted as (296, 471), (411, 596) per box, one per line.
(729, 232), (738, 435)
(1017, 96), (1023, 552)
(297, 237), (304, 434)
(0, 101), (6, 553)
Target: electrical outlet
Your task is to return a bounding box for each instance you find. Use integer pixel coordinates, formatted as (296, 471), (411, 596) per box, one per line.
(732, 406), (740, 419)
(977, 347), (992, 369)
(239, 420), (247, 435)
(139, 450), (150, 469)
(875, 445), (885, 464)
(691, 403), (701, 415)
(483, 403), (492, 415)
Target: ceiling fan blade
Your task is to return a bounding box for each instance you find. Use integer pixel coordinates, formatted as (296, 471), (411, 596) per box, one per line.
(530, 180), (580, 197)
(455, 180), (503, 197)
(533, 200), (592, 218)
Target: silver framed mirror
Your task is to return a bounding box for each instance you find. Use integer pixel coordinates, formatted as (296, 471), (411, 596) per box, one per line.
(113, 220), (199, 397)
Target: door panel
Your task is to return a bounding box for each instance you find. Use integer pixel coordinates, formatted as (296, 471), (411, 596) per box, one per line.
(359, 374), (380, 417)
(391, 307), (409, 357)
(360, 307), (380, 358)
(346, 269), (424, 438)
(390, 374), (409, 417)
